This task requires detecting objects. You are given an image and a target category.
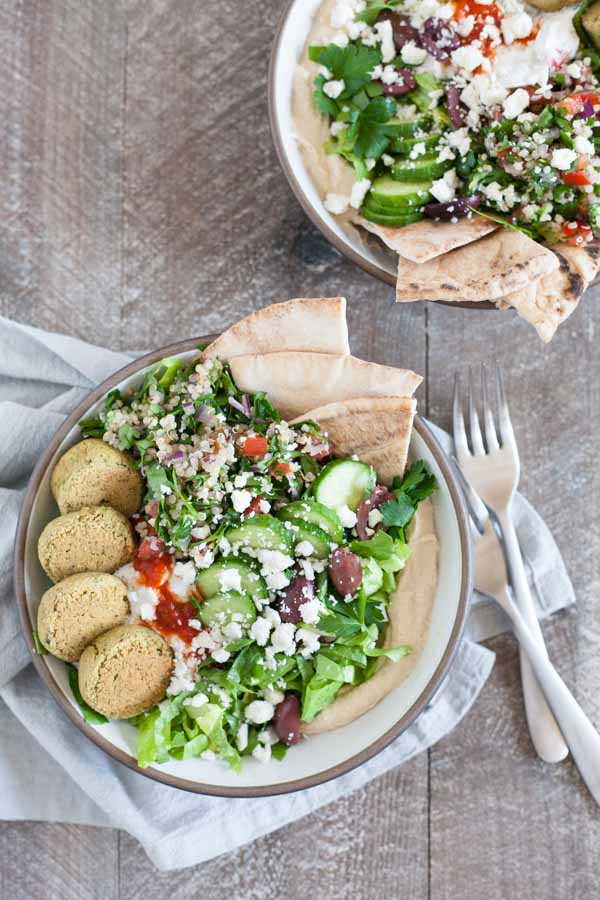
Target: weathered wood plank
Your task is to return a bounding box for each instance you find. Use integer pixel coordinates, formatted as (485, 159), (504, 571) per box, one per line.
(0, 0), (126, 345)
(0, 823), (118, 900)
(427, 298), (600, 900)
(118, 758), (428, 899)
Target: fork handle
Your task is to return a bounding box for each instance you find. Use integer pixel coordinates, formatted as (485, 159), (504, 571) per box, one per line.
(497, 509), (569, 763)
(501, 594), (600, 805)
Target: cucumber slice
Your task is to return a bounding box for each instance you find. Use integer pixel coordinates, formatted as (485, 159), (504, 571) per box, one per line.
(195, 590), (257, 628)
(369, 176), (432, 208)
(282, 519), (334, 559)
(196, 559), (267, 603)
(313, 459), (376, 513)
(390, 134), (441, 156)
(384, 114), (432, 139)
(391, 155), (450, 183)
(277, 500), (344, 543)
(226, 514), (293, 554)
(361, 207), (424, 226)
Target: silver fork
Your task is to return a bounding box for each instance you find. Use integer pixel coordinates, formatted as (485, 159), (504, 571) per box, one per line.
(453, 366), (568, 763)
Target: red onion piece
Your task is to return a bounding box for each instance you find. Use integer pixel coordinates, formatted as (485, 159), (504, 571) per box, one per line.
(195, 403), (212, 424)
(578, 98), (596, 119)
(182, 401), (195, 415)
(241, 394), (252, 417)
(165, 450), (185, 463)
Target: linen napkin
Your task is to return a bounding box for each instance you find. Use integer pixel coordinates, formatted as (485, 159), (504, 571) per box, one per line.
(0, 316), (576, 870)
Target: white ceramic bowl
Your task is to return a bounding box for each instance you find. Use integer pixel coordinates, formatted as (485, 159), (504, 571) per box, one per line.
(15, 338), (472, 797)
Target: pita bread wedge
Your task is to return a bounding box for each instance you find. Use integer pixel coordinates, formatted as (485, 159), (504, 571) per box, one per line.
(357, 215), (498, 264)
(290, 396), (416, 482)
(202, 297), (350, 361)
(302, 496), (438, 735)
(229, 352), (422, 419)
(395, 230), (559, 303)
(500, 242), (600, 342)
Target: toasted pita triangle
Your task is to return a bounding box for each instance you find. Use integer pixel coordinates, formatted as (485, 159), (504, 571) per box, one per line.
(500, 242), (600, 342)
(357, 215), (497, 264)
(229, 353), (422, 419)
(290, 397), (416, 482)
(395, 229), (559, 303)
(202, 297), (350, 361)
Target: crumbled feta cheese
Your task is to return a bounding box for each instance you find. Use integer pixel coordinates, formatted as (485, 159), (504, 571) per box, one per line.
(401, 41), (427, 66)
(264, 686), (285, 705)
(271, 622), (296, 653)
(574, 135), (594, 156)
(331, 31), (349, 48)
(300, 598), (322, 625)
(437, 146), (456, 163)
(366, 158), (376, 171)
(337, 504), (357, 528)
(447, 127), (471, 157)
(184, 692), (208, 708)
(350, 178), (371, 209)
(503, 88), (530, 120)
(566, 62), (581, 79)
(299, 558), (315, 581)
(212, 647), (231, 663)
(451, 44), (485, 74)
(501, 12), (532, 45)
(367, 508), (383, 529)
(324, 193), (349, 215)
(330, 120), (349, 137)
(256, 549), (294, 591)
(455, 15), (475, 37)
(296, 627), (321, 658)
(223, 621), (243, 641)
(250, 616), (272, 646)
(263, 606), (281, 626)
(236, 722), (249, 751)
(370, 63), (384, 80)
(231, 489), (252, 513)
(323, 79), (345, 99)
(410, 141), (427, 159)
(382, 153), (395, 166)
(430, 169), (457, 204)
(551, 148), (578, 171)
(375, 19), (395, 63)
(295, 540), (315, 557)
(245, 700), (274, 725)
(218, 568), (242, 592)
(252, 743), (272, 763)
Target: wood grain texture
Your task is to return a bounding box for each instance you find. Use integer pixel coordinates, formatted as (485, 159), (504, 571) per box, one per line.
(2, 0), (600, 896)
(427, 302), (600, 900)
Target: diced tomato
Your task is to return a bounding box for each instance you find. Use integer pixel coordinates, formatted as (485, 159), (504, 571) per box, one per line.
(272, 461), (293, 477)
(558, 92), (600, 117)
(563, 170), (591, 186)
(246, 496), (264, 515)
(239, 435), (269, 457)
(562, 221), (592, 245)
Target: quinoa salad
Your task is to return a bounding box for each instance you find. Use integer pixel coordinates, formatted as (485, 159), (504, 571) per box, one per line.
(63, 353), (436, 770)
(303, 0), (600, 247)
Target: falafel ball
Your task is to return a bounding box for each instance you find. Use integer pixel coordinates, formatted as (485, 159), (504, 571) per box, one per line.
(38, 506), (136, 583)
(37, 572), (130, 661)
(51, 438), (143, 518)
(78, 625), (173, 719)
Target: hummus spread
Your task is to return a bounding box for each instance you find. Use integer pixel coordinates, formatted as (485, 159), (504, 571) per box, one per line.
(303, 495), (440, 735)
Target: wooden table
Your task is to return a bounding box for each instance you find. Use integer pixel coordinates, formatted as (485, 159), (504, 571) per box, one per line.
(1, 1), (599, 897)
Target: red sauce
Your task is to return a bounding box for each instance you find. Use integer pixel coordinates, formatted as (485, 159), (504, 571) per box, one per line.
(516, 20), (540, 46)
(452, 0), (503, 59)
(153, 588), (200, 644)
(133, 537), (201, 645)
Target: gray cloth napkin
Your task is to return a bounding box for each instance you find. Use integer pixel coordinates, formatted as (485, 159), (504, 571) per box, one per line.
(0, 316), (575, 870)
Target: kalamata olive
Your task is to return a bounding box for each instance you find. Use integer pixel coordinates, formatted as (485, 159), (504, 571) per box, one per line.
(382, 68), (417, 96)
(378, 11), (421, 50)
(273, 693), (302, 745)
(328, 548), (363, 597)
(356, 485), (395, 540)
(277, 574), (314, 624)
(446, 84), (465, 128)
(424, 195), (481, 221)
(420, 18), (460, 61)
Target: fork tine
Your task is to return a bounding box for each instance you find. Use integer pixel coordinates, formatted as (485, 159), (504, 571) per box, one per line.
(481, 365), (500, 451)
(452, 373), (470, 459)
(468, 368), (485, 455)
(495, 365), (515, 445)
